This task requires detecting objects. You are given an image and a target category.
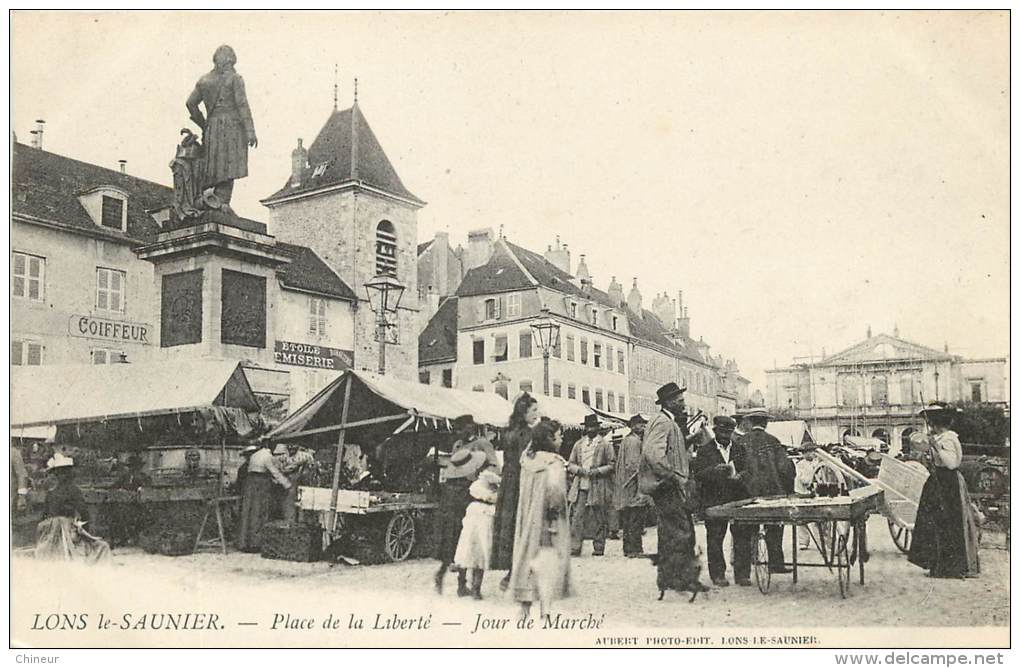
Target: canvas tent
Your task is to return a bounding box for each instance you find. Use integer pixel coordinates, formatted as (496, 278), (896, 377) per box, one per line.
(525, 394), (627, 429)
(268, 370), (513, 445)
(766, 420), (815, 448)
(10, 360), (263, 447)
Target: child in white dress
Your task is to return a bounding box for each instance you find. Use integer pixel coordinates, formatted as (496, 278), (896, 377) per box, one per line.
(455, 469), (501, 599)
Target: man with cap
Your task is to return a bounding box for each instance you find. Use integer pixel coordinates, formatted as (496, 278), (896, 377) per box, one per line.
(693, 415), (753, 586)
(614, 414), (653, 557)
(735, 408), (795, 574)
(566, 414), (615, 556)
(639, 382), (708, 598)
(435, 448), (487, 596)
(451, 415), (500, 472)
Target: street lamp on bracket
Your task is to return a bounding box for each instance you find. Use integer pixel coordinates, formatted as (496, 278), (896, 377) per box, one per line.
(530, 306), (561, 396)
(364, 272), (406, 376)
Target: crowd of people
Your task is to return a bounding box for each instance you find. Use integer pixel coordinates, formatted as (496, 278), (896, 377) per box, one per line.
(430, 385), (983, 619)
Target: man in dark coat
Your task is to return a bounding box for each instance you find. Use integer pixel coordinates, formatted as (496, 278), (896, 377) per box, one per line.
(567, 414), (615, 556)
(734, 408), (795, 573)
(639, 383), (708, 598)
(614, 414), (653, 557)
(692, 416), (754, 586)
(434, 447), (485, 596)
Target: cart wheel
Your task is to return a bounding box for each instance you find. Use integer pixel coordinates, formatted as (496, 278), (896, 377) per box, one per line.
(887, 519), (912, 554)
(383, 511), (416, 562)
(836, 534), (851, 599)
(753, 531), (771, 594)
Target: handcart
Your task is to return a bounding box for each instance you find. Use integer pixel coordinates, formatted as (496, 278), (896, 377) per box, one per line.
(706, 486), (884, 598)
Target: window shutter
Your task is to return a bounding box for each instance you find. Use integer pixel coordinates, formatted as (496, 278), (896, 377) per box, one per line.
(12, 340), (23, 365)
(495, 297), (502, 319)
(477, 300), (485, 322)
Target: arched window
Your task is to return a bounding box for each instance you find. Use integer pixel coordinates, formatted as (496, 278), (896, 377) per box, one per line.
(900, 427), (916, 452)
(375, 221), (397, 276)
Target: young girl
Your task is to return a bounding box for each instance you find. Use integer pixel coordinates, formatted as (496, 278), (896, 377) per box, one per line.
(455, 469), (501, 599)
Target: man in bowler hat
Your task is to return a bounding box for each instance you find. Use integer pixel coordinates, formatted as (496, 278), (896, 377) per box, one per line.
(639, 382), (708, 598)
(566, 414), (615, 556)
(692, 415), (754, 586)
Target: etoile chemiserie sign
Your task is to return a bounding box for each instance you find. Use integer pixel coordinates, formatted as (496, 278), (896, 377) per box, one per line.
(274, 340), (353, 370)
(69, 314), (152, 344)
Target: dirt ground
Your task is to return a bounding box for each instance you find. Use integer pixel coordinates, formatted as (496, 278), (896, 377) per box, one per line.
(10, 515), (1009, 648)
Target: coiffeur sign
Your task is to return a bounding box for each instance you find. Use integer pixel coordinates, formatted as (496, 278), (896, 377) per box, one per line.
(274, 340), (353, 370)
(69, 314), (151, 344)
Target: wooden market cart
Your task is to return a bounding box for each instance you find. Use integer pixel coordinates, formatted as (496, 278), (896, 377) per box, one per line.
(266, 370), (512, 564)
(706, 486), (885, 598)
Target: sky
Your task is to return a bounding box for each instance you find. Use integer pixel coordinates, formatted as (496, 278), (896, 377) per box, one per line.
(11, 10), (1010, 389)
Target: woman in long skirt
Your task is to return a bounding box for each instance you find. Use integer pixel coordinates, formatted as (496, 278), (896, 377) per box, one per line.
(509, 418), (571, 621)
(455, 470), (501, 599)
(35, 453), (111, 563)
(907, 402), (981, 579)
(491, 393), (540, 590)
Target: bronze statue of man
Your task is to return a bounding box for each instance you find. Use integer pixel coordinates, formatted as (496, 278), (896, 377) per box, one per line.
(185, 44), (257, 208)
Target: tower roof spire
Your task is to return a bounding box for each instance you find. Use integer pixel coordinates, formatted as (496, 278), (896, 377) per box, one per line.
(333, 64), (338, 111)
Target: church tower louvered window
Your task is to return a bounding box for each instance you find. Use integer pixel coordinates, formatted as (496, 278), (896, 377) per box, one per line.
(375, 220), (397, 275)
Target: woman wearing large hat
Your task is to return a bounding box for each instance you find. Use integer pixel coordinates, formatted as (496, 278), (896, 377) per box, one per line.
(35, 452), (111, 563)
(907, 402), (980, 578)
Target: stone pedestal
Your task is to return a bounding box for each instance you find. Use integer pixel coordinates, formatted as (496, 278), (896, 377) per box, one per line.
(135, 212), (291, 366)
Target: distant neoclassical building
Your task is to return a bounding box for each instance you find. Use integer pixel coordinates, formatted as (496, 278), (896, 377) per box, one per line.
(766, 329), (1008, 449)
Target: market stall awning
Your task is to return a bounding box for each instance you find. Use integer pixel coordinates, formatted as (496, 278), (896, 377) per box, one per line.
(766, 420), (815, 448)
(267, 370), (513, 442)
(10, 360), (260, 428)
(530, 394), (598, 428)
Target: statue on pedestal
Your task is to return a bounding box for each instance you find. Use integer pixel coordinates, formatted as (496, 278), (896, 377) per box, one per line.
(171, 44), (257, 223)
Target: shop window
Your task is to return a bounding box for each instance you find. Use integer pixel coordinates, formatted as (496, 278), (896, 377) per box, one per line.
(308, 297), (328, 336)
(375, 220), (397, 276)
(12, 252), (45, 302)
(494, 335), (508, 362)
(12, 339), (43, 366)
(96, 267), (126, 313)
(91, 348), (124, 365)
(473, 339), (485, 365)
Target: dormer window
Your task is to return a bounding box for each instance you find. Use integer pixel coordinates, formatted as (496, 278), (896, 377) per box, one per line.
(78, 186), (128, 233)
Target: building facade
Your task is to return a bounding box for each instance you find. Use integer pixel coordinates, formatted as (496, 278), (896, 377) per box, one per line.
(765, 330), (1009, 449)
(11, 100), (423, 413)
(418, 234), (747, 420)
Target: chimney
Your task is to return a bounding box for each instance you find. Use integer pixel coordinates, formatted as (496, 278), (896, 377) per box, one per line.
(677, 306), (691, 339)
(291, 138), (308, 187)
(543, 235), (571, 274)
(433, 231), (450, 295)
(893, 323), (900, 338)
(627, 278), (642, 314)
(607, 276), (624, 306)
(866, 324), (872, 339)
(118, 160), (127, 174)
(30, 119), (45, 149)
(465, 228), (495, 271)
(575, 254), (590, 282)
